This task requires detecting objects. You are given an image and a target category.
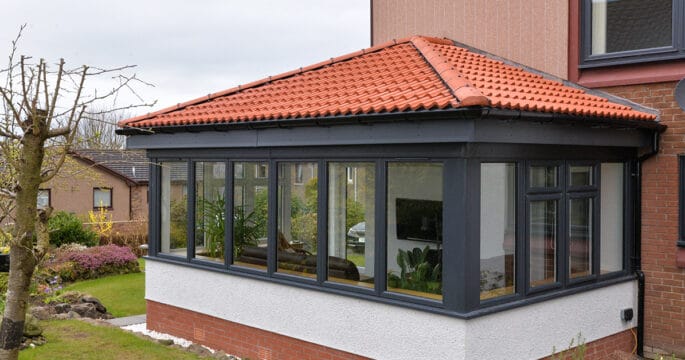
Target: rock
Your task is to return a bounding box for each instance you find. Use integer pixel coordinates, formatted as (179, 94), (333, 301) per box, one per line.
(53, 313), (69, 320)
(23, 314), (43, 337)
(29, 306), (51, 321)
(70, 303), (99, 318)
(187, 343), (211, 356)
(54, 303), (71, 314)
(157, 339), (174, 346)
(67, 311), (81, 319)
(81, 296), (107, 313)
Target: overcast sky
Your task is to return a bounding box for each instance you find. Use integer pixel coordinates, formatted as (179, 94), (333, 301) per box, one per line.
(1, 0), (370, 116)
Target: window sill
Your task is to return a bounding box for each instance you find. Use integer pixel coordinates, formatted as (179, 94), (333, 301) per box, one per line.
(575, 60), (685, 88)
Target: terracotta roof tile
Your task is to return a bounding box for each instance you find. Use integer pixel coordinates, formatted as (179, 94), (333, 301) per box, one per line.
(119, 36), (657, 129)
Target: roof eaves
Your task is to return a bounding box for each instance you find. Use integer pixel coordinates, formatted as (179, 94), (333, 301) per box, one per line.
(410, 36), (490, 107)
(116, 107), (485, 135)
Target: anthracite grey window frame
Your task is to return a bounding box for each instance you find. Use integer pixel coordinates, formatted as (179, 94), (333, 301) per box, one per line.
(580, 0), (685, 68)
(145, 143), (635, 318)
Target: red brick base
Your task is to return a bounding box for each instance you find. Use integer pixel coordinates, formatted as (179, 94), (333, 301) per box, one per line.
(148, 300), (637, 360)
(541, 328), (637, 360)
(146, 300), (370, 360)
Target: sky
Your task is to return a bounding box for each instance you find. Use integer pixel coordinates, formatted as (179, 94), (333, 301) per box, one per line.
(1, 0), (370, 116)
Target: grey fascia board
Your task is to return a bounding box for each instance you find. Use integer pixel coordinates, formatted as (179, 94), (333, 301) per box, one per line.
(125, 114), (653, 150)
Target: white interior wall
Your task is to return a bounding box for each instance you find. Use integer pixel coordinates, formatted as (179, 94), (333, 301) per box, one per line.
(386, 164), (443, 274)
(600, 163), (624, 272)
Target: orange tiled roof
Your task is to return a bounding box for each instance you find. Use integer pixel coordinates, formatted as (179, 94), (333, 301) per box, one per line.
(119, 36), (656, 129)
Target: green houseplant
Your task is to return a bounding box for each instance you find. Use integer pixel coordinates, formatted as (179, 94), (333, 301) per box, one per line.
(388, 246), (442, 295)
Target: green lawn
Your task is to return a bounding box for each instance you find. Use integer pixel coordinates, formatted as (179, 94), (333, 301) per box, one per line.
(19, 320), (204, 360)
(62, 260), (145, 317)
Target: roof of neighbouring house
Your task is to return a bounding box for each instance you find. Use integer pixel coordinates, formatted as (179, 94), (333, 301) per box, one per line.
(70, 149), (149, 184)
(118, 36), (658, 130)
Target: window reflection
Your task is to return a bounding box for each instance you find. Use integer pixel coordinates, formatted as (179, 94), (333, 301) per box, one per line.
(387, 163), (443, 300)
(160, 162), (188, 257)
(232, 162), (269, 270)
(328, 162), (375, 288)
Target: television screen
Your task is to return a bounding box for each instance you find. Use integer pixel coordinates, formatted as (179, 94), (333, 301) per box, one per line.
(395, 198), (442, 243)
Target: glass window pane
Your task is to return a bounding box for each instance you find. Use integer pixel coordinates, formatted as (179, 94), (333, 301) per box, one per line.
(530, 200), (557, 287)
(160, 162), (188, 257)
(94, 188), (112, 208)
(387, 163), (443, 300)
(569, 165), (593, 187)
(480, 163), (516, 300)
(278, 162), (318, 278)
(530, 166), (557, 188)
(328, 162), (375, 288)
(600, 163), (624, 274)
(233, 162), (269, 270)
(569, 198), (593, 279)
(591, 0), (672, 55)
(194, 162), (226, 263)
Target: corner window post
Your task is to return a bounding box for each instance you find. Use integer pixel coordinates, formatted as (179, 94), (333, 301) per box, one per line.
(679, 155), (685, 247)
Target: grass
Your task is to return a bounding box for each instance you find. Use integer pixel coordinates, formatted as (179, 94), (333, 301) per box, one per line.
(62, 259), (145, 317)
(19, 320), (204, 360)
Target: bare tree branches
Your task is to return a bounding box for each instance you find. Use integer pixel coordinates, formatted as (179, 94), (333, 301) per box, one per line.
(0, 26), (154, 359)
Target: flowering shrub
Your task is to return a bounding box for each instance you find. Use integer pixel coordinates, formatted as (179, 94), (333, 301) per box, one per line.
(40, 244), (139, 282)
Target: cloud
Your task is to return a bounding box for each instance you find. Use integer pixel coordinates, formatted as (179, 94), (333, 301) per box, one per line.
(1, 0), (369, 113)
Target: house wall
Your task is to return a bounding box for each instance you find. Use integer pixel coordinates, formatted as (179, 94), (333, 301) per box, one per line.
(146, 260), (637, 360)
(600, 81), (685, 358)
(45, 159), (137, 222)
(371, 0), (569, 79)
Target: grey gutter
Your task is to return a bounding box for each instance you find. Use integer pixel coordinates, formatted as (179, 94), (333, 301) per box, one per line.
(116, 107), (664, 136)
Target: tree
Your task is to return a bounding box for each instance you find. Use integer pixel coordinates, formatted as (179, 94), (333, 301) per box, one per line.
(0, 26), (150, 359)
(74, 108), (132, 149)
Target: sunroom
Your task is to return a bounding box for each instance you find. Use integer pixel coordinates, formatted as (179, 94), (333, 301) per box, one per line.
(118, 36), (662, 360)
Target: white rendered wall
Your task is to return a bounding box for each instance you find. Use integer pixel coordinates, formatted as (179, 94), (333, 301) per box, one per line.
(147, 261), (637, 360)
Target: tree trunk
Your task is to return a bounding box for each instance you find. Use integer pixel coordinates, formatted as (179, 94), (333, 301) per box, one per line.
(0, 123), (45, 359)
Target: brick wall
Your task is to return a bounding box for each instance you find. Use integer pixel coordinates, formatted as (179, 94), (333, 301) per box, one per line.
(541, 329), (636, 360)
(602, 81), (685, 357)
(147, 301), (370, 360)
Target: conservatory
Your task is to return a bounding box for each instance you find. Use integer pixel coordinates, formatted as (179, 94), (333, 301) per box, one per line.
(118, 36), (661, 360)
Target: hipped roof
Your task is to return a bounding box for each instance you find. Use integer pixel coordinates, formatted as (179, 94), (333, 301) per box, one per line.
(119, 36), (658, 130)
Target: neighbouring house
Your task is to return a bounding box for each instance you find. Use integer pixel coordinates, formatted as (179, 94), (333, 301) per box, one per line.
(372, 1), (685, 358)
(41, 149), (149, 225)
(118, 31), (665, 359)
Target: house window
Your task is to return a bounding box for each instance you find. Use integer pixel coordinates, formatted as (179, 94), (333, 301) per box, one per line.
(37, 189), (51, 209)
(255, 163), (268, 179)
(327, 162), (375, 288)
(194, 162), (226, 263)
(480, 163), (516, 300)
(277, 162), (318, 278)
(160, 162), (188, 257)
(581, 0), (685, 67)
(93, 188), (113, 209)
(386, 162), (443, 301)
(151, 154), (630, 313)
(233, 162), (269, 270)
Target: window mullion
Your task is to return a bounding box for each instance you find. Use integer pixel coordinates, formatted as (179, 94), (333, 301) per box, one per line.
(187, 161), (195, 262)
(375, 160), (387, 297)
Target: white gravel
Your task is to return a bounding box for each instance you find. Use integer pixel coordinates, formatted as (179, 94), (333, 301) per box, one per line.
(122, 322), (210, 351)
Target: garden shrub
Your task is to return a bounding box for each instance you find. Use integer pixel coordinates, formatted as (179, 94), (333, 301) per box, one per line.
(48, 211), (98, 248)
(41, 244), (139, 282)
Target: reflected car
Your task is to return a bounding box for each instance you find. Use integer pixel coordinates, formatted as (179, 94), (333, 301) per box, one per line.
(347, 222), (365, 243)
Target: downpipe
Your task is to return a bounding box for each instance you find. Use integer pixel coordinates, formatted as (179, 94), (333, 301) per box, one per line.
(634, 130), (660, 356)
